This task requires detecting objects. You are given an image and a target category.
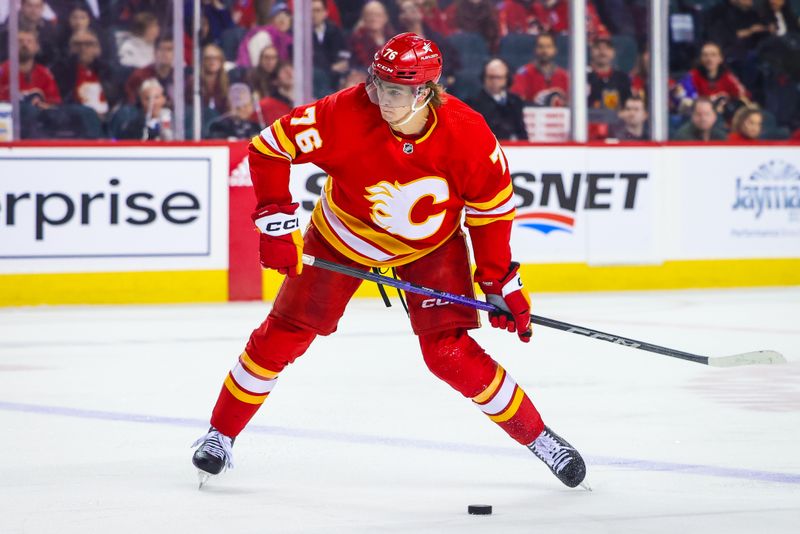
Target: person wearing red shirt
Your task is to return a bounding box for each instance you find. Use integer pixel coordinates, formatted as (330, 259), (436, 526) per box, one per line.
(258, 61), (294, 123)
(497, 0), (544, 36)
(348, 1), (394, 68)
(510, 32), (569, 105)
(532, 0), (610, 41)
(125, 36), (176, 105)
(417, 0), (453, 36)
(0, 28), (61, 107)
(190, 32), (588, 492)
(682, 42), (750, 118)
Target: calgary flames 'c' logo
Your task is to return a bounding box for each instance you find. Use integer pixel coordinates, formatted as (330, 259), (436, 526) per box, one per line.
(365, 177), (449, 240)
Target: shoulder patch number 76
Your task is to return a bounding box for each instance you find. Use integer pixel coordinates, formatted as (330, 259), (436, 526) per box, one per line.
(290, 106), (322, 153)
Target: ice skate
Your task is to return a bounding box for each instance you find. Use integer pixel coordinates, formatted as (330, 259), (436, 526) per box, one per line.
(191, 427), (235, 489)
(528, 426), (588, 489)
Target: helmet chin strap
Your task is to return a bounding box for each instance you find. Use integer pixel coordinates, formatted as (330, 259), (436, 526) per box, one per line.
(388, 91), (432, 128)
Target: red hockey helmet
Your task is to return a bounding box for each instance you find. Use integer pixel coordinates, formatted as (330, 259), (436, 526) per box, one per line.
(371, 32), (443, 86)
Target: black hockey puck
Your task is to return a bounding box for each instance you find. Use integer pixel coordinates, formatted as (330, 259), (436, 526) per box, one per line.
(468, 504), (492, 515)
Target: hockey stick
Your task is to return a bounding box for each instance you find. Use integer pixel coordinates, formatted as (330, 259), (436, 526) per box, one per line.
(301, 255), (786, 368)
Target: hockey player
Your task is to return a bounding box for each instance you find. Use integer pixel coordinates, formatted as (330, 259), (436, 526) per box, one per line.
(192, 32), (587, 490)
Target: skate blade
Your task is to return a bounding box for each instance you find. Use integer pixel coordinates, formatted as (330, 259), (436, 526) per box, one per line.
(579, 481), (592, 491)
(197, 471), (212, 490)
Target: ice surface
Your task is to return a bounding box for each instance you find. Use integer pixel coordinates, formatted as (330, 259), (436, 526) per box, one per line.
(1, 288), (798, 533)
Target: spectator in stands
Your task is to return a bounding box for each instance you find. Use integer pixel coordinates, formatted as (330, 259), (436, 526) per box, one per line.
(247, 44), (280, 99)
(186, 0), (235, 45)
(199, 44), (230, 113)
(416, 0), (453, 36)
(231, 0), (260, 29)
(468, 58), (527, 140)
(126, 36), (176, 105)
(258, 61), (293, 123)
(51, 28), (119, 121)
(0, 0), (59, 66)
(236, 2), (293, 67)
(728, 105), (763, 140)
(447, 0), (499, 52)
(207, 82), (261, 139)
(312, 0), (351, 84)
(339, 67), (368, 90)
(274, 61), (294, 106)
(497, 0), (543, 36)
(762, 0), (800, 36)
(397, 0), (460, 84)
(630, 47), (687, 116)
(57, 2), (116, 63)
(57, 0), (113, 27)
(532, 0), (610, 42)
(707, 0), (769, 58)
(57, 4), (93, 59)
(609, 95), (649, 141)
(680, 42), (750, 120)
(115, 1), (170, 28)
(118, 12), (161, 68)
(139, 78), (173, 140)
(705, 0), (769, 93)
(271, 4), (293, 35)
(510, 32), (569, 106)
(757, 0), (800, 84)
(112, 78), (173, 140)
(0, 28), (61, 108)
(587, 37), (631, 112)
(349, 1), (394, 68)
(673, 97), (728, 141)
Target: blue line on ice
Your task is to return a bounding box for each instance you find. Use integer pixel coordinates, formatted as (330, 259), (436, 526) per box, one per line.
(1, 400), (798, 485)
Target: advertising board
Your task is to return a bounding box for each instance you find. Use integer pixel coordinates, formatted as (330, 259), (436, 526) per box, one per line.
(0, 146), (229, 274)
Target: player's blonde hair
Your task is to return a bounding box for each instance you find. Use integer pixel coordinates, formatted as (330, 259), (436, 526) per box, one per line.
(425, 81), (446, 108)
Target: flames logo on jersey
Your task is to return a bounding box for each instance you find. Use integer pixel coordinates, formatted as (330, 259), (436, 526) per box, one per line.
(365, 177), (450, 240)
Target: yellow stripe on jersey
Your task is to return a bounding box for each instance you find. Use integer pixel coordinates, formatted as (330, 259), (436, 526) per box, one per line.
(472, 366), (505, 404)
(251, 135), (289, 161)
(323, 178), (418, 256)
(224, 375), (270, 405)
(415, 106), (438, 144)
(272, 120), (297, 159)
(291, 228), (304, 276)
(489, 386), (525, 422)
(464, 183), (514, 211)
(465, 211), (516, 227)
(240, 351), (280, 379)
(311, 203), (459, 268)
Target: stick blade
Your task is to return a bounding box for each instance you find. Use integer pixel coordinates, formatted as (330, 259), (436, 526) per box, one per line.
(708, 350), (787, 368)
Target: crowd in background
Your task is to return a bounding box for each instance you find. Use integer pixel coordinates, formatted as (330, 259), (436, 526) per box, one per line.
(1, 0), (799, 141)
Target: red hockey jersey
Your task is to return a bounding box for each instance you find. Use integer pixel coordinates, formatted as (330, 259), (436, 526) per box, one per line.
(688, 68), (749, 103)
(248, 84), (515, 282)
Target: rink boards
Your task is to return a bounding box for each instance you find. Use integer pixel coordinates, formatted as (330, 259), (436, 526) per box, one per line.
(1, 141), (798, 305)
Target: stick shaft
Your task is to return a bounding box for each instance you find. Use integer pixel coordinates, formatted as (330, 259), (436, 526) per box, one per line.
(302, 255), (710, 365)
